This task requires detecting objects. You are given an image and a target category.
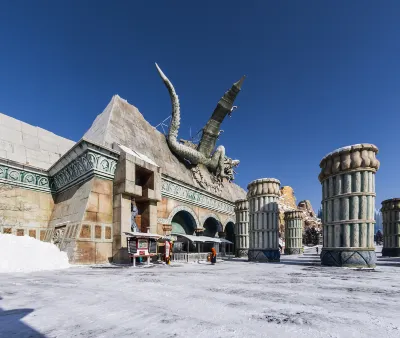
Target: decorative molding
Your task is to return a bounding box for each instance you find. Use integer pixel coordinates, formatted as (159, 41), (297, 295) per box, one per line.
(161, 176), (235, 215)
(0, 163), (51, 192)
(50, 150), (117, 193)
(0, 140), (119, 194)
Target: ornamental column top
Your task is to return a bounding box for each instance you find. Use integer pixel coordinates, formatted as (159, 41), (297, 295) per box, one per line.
(234, 199), (249, 211)
(284, 210), (304, 220)
(381, 198), (400, 211)
(247, 178), (281, 197)
(318, 143), (380, 182)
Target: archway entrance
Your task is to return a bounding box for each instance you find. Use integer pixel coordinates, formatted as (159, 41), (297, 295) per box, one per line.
(171, 210), (197, 252)
(225, 222), (235, 255)
(203, 217), (222, 252)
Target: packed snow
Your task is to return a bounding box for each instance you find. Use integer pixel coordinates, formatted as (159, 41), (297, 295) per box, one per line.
(0, 246), (399, 337)
(0, 234), (70, 274)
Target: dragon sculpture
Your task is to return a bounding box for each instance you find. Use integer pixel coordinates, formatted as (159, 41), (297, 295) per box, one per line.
(155, 63), (244, 184)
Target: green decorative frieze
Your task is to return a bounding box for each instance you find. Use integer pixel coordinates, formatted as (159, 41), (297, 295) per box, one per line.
(51, 151), (117, 192)
(0, 164), (51, 192)
(161, 177), (235, 215)
(0, 140), (119, 194)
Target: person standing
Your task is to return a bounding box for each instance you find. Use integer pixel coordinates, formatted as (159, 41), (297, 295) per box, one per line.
(316, 246), (319, 255)
(211, 247), (217, 265)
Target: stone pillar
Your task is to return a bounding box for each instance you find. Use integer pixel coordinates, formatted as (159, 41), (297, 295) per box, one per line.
(234, 199), (249, 257)
(381, 198), (400, 257)
(319, 144), (380, 268)
(284, 210), (304, 255)
(247, 178), (281, 262)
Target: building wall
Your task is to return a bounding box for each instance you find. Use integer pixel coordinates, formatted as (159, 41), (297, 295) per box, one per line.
(0, 113), (75, 170)
(0, 185), (54, 240)
(49, 177), (114, 264)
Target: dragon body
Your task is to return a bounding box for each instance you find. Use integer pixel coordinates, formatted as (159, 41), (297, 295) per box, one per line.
(155, 63), (243, 182)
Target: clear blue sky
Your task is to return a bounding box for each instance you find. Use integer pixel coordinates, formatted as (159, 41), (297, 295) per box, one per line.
(1, 1), (399, 211)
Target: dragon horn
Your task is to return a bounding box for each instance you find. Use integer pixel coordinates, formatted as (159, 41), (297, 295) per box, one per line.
(155, 63), (168, 82)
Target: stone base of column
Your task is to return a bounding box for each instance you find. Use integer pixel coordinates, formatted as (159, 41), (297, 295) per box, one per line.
(381, 247), (400, 257)
(284, 247), (304, 255)
(320, 248), (376, 268)
(248, 249), (280, 262)
(236, 249), (248, 258)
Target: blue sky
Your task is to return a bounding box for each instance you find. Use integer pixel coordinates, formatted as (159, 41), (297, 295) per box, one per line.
(1, 1), (399, 211)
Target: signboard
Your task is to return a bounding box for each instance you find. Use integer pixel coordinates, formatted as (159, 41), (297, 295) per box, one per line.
(127, 238), (137, 254)
(149, 240), (157, 253)
(138, 239), (148, 249)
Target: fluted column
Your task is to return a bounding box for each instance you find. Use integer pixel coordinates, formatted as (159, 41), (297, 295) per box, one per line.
(247, 178), (281, 262)
(381, 198), (400, 257)
(319, 144), (380, 268)
(234, 199), (249, 257)
(284, 210), (304, 255)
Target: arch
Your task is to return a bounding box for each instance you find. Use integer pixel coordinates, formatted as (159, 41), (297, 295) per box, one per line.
(200, 213), (221, 227)
(164, 205), (201, 229)
(202, 214), (223, 238)
(223, 217), (236, 230)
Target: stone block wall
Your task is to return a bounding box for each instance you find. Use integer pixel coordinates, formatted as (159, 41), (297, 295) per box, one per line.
(49, 177), (114, 264)
(0, 113), (75, 170)
(0, 185), (54, 240)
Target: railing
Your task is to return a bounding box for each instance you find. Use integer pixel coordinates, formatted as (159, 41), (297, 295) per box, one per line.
(171, 253), (209, 262)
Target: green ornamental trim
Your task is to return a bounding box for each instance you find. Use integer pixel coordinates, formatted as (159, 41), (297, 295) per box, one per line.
(0, 164), (51, 192)
(0, 140), (119, 194)
(161, 176), (235, 215)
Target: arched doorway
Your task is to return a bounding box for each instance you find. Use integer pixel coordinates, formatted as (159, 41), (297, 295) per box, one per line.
(203, 217), (222, 252)
(203, 217), (221, 237)
(171, 211), (196, 235)
(171, 210), (197, 252)
(225, 222), (235, 255)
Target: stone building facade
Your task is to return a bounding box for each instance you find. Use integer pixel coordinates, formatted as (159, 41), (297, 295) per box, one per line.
(0, 95), (244, 264)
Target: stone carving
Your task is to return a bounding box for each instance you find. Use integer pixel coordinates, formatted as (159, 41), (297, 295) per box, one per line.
(161, 177), (235, 215)
(155, 63), (243, 183)
(0, 164), (51, 192)
(381, 198), (400, 257)
(319, 143), (380, 182)
(51, 151), (117, 192)
(52, 226), (66, 246)
(130, 199), (139, 232)
(247, 178), (281, 262)
(319, 143), (380, 268)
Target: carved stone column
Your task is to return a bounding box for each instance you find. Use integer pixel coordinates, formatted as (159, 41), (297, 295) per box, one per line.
(381, 198), (400, 257)
(247, 178), (281, 262)
(234, 199), (249, 257)
(319, 144), (380, 268)
(284, 210), (304, 255)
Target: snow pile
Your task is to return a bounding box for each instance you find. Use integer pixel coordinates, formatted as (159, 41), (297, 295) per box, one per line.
(0, 234), (70, 273)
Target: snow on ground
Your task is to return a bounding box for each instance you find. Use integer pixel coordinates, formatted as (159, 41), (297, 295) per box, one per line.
(0, 246), (399, 338)
(0, 234), (69, 274)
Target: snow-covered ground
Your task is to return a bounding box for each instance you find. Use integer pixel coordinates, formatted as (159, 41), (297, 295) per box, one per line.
(1, 246), (399, 338)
